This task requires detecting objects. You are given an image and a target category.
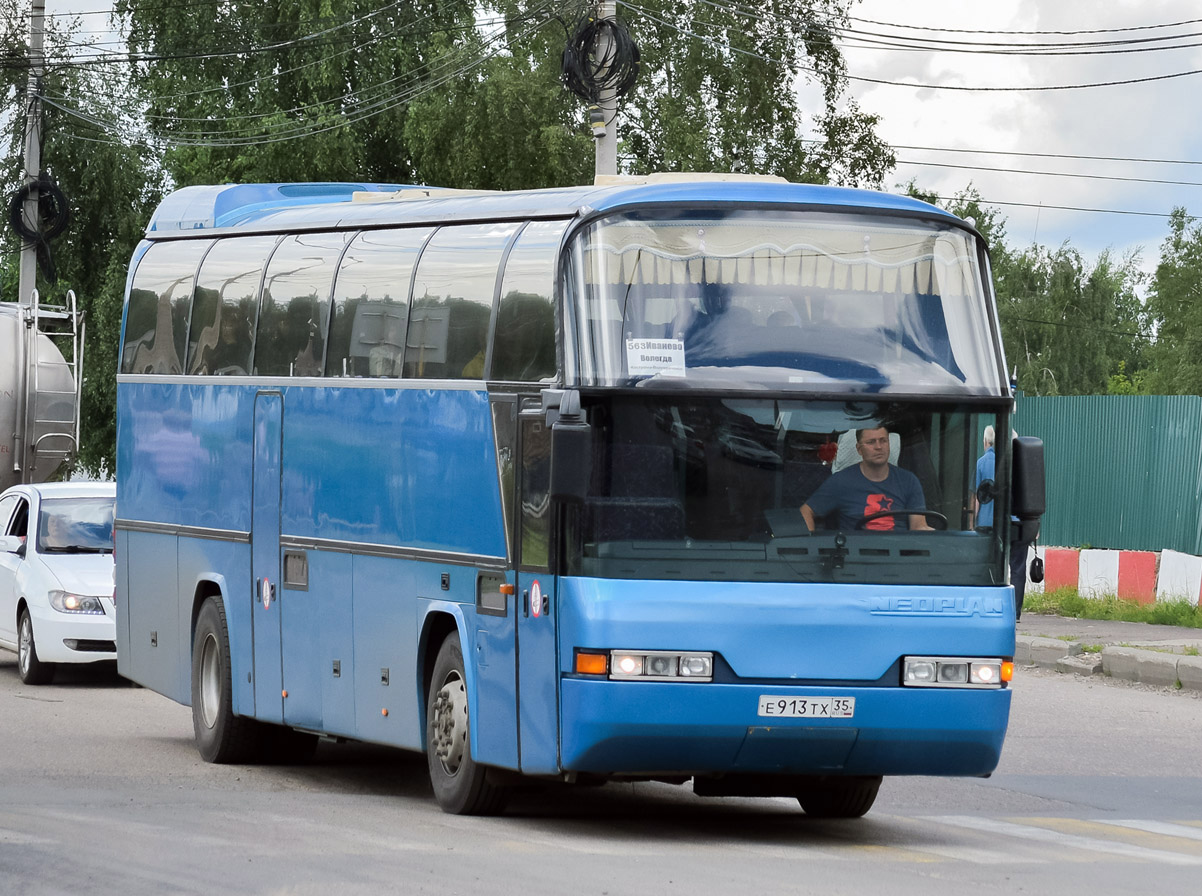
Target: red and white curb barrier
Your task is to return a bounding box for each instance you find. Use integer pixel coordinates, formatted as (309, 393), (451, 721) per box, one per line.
(1028, 547), (1202, 605)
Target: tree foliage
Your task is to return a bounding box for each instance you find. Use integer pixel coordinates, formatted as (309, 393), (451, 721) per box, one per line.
(1, 4), (160, 476)
(992, 243), (1147, 396)
(1145, 207), (1202, 395)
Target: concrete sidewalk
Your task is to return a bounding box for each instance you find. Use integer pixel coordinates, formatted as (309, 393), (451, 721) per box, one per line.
(1016, 613), (1202, 690)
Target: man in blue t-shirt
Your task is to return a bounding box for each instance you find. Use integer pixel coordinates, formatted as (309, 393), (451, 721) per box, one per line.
(973, 425), (996, 529)
(801, 426), (932, 532)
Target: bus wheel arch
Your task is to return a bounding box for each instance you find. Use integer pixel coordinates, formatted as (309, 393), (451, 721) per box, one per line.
(425, 631), (509, 815)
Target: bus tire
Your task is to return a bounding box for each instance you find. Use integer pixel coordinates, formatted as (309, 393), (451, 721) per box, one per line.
(192, 598), (265, 763)
(796, 775), (882, 819)
(426, 635), (508, 815)
(18, 608), (55, 685)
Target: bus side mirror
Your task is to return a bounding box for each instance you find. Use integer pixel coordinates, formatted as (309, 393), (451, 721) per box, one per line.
(549, 391), (592, 503)
(1012, 436), (1045, 520)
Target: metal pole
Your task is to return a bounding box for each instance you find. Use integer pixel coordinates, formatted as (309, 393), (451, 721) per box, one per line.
(18, 0), (45, 309)
(13, 0), (45, 480)
(593, 0), (618, 179)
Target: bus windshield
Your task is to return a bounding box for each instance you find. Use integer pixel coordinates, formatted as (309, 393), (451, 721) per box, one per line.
(566, 209), (1002, 395)
(561, 395), (1006, 588)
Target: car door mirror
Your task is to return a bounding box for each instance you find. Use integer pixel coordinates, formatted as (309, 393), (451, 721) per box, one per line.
(1, 535), (25, 557)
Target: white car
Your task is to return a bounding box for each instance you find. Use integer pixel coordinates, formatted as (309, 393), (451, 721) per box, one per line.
(0, 481), (117, 685)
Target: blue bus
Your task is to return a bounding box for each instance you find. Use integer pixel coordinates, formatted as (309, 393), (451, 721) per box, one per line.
(115, 176), (1044, 817)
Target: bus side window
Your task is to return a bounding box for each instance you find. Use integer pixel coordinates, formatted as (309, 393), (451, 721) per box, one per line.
(254, 233), (345, 377)
(491, 220), (566, 382)
(327, 228), (431, 377)
(189, 236), (278, 376)
(122, 240), (212, 375)
(405, 223), (519, 380)
(520, 419), (552, 571)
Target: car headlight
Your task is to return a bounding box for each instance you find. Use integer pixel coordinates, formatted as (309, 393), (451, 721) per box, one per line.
(49, 590), (106, 615)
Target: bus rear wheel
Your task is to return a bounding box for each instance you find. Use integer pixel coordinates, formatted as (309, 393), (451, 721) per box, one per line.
(796, 775), (882, 818)
(426, 636), (508, 815)
(192, 598), (266, 763)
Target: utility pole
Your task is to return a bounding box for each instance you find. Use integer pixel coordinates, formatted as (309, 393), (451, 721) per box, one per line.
(12, 0), (45, 480)
(594, 0), (618, 179)
(18, 0), (45, 310)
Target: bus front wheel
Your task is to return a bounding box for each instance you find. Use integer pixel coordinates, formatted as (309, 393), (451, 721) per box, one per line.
(796, 775), (882, 818)
(192, 598), (265, 763)
(426, 636), (508, 815)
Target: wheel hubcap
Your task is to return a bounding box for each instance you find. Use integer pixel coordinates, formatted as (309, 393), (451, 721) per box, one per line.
(18, 615), (31, 676)
(430, 672), (468, 775)
(199, 633), (220, 729)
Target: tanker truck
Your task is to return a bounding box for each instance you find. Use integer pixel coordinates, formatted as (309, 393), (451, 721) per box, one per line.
(0, 291), (82, 489)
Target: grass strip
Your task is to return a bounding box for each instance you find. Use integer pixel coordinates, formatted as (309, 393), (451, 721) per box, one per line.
(1025, 587), (1202, 629)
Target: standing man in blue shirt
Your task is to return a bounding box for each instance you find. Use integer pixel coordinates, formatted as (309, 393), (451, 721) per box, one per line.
(973, 425), (995, 529)
(801, 426), (932, 532)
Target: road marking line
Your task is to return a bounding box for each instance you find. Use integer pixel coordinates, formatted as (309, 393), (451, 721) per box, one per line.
(924, 816), (1202, 866)
(907, 844), (1047, 864)
(1094, 820), (1202, 843)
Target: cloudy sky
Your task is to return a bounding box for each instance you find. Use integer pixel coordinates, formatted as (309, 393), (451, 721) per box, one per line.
(41, 1), (1202, 268)
(838, 0), (1202, 267)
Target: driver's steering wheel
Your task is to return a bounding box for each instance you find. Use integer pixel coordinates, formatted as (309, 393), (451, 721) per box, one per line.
(855, 509), (948, 531)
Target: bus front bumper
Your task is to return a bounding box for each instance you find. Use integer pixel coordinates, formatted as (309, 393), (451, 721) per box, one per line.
(559, 678), (1010, 778)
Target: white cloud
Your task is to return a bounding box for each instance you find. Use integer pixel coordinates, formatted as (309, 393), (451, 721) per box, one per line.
(841, 0), (1202, 266)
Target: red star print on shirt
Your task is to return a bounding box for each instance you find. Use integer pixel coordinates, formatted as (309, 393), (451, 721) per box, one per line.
(864, 493), (895, 530)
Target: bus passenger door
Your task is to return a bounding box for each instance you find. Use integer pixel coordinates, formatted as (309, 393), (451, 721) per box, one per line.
(515, 410), (560, 774)
(251, 391), (284, 724)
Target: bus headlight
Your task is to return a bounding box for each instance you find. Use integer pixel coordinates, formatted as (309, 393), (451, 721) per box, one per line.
(575, 650), (714, 681)
(903, 656), (1009, 688)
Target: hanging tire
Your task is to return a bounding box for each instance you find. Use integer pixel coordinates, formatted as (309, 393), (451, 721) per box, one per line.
(192, 598), (266, 763)
(796, 776), (882, 819)
(17, 608), (55, 685)
(426, 636), (508, 815)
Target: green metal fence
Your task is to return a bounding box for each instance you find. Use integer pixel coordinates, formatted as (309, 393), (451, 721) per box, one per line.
(1014, 394), (1202, 554)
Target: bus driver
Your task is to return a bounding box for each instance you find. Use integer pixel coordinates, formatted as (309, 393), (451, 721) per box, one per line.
(801, 426), (933, 532)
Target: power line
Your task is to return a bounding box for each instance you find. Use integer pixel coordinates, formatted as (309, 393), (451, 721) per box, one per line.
(850, 14), (1202, 38)
(934, 196), (1175, 220)
(898, 158), (1202, 189)
(619, 1), (1202, 92)
(38, 6), (567, 148)
(891, 143), (1202, 168)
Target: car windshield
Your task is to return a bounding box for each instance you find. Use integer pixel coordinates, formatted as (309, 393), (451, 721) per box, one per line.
(559, 396), (1008, 587)
(37, 497), (115, 554)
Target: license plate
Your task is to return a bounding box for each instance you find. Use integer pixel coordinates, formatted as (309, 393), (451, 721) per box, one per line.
(757, 695), (855, 718)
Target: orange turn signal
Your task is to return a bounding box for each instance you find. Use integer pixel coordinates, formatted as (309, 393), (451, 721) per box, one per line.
(575, 651), (608, 676)
(1001, 661), (1014, 683)
(499, 583), (515, 596)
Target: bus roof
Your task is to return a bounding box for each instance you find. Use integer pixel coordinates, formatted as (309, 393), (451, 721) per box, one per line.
(145, 175), (964, 237)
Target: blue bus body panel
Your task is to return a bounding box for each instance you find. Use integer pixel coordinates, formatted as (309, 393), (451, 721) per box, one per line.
(279, 386), (504, 555)
(117, 382), (505, 557)
(117, 380), (509, 754)
(555, 577), (1014, 777)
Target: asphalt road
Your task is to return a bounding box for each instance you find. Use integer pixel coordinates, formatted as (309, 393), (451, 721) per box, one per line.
(2, 653), (1202, 896)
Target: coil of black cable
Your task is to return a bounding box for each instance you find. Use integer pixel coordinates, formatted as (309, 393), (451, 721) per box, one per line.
(562, 16), (640, 102)
(8, 174), (70, 242)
